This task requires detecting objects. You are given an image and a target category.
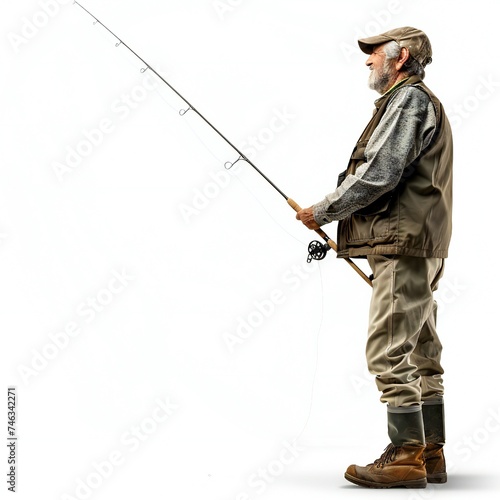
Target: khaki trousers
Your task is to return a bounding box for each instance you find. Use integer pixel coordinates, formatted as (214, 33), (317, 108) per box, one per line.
(366, 255), (445, 407)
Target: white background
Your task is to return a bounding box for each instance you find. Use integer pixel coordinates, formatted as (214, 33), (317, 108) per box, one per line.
(1, 0), (499, 499)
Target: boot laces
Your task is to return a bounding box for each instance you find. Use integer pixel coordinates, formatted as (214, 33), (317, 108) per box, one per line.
(374, 444), (398, 468)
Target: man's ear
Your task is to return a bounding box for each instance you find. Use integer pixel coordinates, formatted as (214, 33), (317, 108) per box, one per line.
(395, 47), (410, 71)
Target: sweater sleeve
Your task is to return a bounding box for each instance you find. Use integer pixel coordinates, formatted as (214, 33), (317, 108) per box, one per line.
(313, 85), (437, 225)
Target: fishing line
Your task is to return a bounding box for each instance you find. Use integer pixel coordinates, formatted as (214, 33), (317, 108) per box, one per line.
(293, 262), (325, 445)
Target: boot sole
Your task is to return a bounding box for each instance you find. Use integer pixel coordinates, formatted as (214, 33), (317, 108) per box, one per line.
(344, 472), (427, 489)
(427, 472), (447, 484)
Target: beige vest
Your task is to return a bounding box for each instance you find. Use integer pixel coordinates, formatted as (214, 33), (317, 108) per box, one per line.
(336, 76), (453, 259)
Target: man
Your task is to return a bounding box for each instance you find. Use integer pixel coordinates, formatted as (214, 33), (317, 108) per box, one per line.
(296, 27), (452, 489)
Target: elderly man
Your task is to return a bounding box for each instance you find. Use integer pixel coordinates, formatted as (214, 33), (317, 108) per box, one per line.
(296, 27), (452, 488)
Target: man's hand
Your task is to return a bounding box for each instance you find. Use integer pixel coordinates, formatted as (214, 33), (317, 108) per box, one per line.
(295, 206), (320, 230)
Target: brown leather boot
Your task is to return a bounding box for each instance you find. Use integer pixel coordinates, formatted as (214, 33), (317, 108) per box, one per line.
(345, 406), (428, 488)
(425, 443), (447, 483)
(345, 444), (427, 488)
(422, 400), (447, 483)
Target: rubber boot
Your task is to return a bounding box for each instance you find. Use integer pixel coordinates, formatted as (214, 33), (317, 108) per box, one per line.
(423, 400), (446, 483)
(344, 406), (427, 489)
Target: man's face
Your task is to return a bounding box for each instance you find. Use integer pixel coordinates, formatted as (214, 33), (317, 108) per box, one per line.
(366, 43), (397, 94)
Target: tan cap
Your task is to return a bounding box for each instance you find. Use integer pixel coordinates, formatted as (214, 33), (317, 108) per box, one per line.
(358, 26), (432, 66)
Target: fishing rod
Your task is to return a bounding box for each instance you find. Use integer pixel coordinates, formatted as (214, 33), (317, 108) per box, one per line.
(72, 1), (372, 287)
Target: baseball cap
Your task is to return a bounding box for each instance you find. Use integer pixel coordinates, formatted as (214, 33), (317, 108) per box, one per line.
(358, 27), (432, 66)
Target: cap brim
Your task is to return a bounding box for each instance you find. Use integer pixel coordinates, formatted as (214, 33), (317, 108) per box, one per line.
(358, 35), (392, 55)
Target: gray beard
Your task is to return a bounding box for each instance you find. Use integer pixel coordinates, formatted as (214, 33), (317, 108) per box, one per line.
(368, 61), (396, 94)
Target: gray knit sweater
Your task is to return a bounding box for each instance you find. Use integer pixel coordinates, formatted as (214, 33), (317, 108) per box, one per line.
(313, 85), (437, 225)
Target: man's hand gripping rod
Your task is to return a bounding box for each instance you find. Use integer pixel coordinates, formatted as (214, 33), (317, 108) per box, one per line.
(286, 198), (373, 287)
(73, 1), (372, 287)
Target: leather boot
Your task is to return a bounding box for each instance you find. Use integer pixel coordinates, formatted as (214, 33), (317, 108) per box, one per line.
(423, 400), (447, 483)
(344, 406), (427, 488)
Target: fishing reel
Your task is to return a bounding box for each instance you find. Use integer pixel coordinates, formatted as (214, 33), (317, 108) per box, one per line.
(306, 240), (331, 263)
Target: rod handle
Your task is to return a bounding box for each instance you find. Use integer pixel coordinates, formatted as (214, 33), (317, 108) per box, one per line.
(287, 197), (302, 213)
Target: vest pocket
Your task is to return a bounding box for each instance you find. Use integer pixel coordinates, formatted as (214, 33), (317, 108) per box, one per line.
(344, 210), (394, 246)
